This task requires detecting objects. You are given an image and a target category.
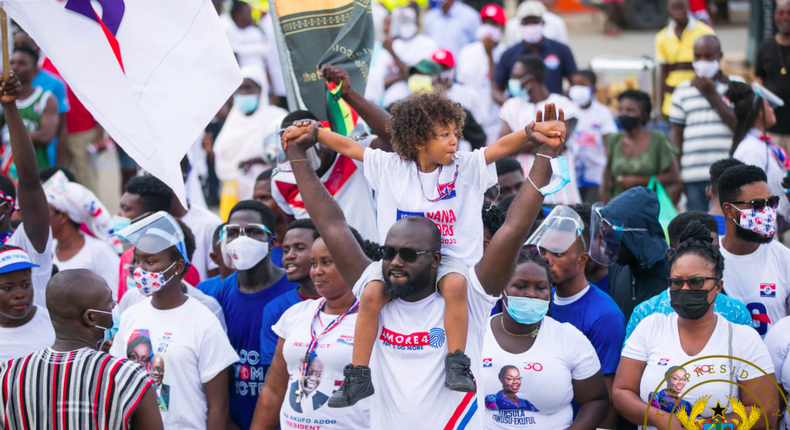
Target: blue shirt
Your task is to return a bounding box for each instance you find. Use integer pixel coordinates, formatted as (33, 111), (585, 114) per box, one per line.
(712, 213), (727, 237)
(32, 70), (68, 165)
(211, 272), (297, 430)
(423, 2), (480, 57)
(551, 285), (625, 375)
(494, 38), (577, 95)
(196, 274), (222, 296)
(260, 288), (315, 366)
(272, 245), (284, 268)
(624, 289), (754, 342)
(591, 274), (609, 295)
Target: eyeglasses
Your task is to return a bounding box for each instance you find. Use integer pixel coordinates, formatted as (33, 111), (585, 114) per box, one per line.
(223, 223), (271, 241)
(667, 277), (720, 290)
(379, 245), (438, 263)
(726, 196), (780, 211)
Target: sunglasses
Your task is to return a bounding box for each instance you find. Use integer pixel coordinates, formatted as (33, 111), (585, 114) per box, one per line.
(726, 195), (780, 211)
(380, 246), (438, 263)
(667, 276), (719, 291)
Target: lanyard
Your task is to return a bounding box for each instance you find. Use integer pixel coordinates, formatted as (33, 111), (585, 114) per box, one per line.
(760, 134), (790, 171)
(417, 163), (459, 202)
(301, 298), (360, 379)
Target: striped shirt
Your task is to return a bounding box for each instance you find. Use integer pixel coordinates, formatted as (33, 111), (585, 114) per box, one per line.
(0, 348), (152, 430)
(668, 76), (743, 182)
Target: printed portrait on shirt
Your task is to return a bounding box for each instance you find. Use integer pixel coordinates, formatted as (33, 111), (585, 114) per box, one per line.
(149, 354), (170, 412)
(648, 366), (692, 415)
(288, 356), (329, 413)
(126, 330), (153, 370)
(485, 365), (540, 411)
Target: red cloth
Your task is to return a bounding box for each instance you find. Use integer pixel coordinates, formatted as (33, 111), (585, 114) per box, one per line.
(689, 0), (707, 13)
(40, 58), (97, 133)
(118, 248), (201, 300)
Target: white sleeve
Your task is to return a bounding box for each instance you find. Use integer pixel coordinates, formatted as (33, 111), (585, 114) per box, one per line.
(272, 301), (304, 340)
(764, 319), (790, 388)
(733, 325), (775, 381)
(733, 141), (767, 171)
(362, 147), (395, 193)
(467, 266), (499, 325)
(270, 174), (295, 216)
(474, 148), (499, 192)
(599, 107), (619, 135)
(621, 315), (652, 362)
(198, 309), (240, 384)
(567, 325), (602, 380)
(96, 243), (121, 298)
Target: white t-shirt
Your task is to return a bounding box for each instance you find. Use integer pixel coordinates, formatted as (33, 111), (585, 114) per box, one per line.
(272, 136), (378, 242)
(0, 306), (55, 362)
(181, 205), (222, 282)
(720, 240), (790, 336)
(53, 234), (119, 297)
(479, 316), (600, 429)
(109, 297), (239, 429)
(353, 262), (499, 429)
(363, 147), (497, 265)
(456, 41), (506, 146)
(118, 283), (227, 332)
(272, 299), (370, 429)
(733, 130), (790, 221)
(567, 100), (618, 187)
(380, 35), (439, 107)
(764, 316), (790, 430)
(622, 313), (774, 430)
(8, 224), (53, 309)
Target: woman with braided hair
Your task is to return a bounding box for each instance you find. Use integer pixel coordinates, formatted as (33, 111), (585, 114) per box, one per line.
(613, 221), (780, 429)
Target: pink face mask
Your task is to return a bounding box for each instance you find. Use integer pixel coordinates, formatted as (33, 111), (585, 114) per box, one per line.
(733, 205), (777, 238)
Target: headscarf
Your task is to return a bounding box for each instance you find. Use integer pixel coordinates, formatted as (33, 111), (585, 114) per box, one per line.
(44, 171), (114, 241)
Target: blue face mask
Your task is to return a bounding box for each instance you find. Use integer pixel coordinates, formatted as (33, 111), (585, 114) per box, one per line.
(504, 292), (549, 325)
(234, 94), (259, 114)
(90, 306), (121, 344)
(508, 78), (524, 98)
(112, 215), (131, 234)
(537, 156), (571, 196)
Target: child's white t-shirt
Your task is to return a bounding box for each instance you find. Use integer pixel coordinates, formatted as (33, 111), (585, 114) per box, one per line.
(363, 147), (497, 265)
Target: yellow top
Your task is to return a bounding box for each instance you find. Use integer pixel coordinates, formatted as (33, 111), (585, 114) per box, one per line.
(655, 18), (715, 115)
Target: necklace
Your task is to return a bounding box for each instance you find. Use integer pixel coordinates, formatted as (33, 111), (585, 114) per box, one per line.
(500, 315), (539, 337)
(777, 41), (790, 75)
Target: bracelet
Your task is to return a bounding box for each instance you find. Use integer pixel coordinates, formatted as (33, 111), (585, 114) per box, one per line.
(289, 159), (309, 162)
(535, 153), (552, 159)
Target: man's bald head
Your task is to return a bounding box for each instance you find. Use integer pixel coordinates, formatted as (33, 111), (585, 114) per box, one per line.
(46, 269), (113, 326)
(695, 35), (721, 54)
(387, 216), (441, 250)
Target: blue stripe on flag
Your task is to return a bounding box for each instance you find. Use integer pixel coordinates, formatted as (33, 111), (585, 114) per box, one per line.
(457, 398), (478, 430)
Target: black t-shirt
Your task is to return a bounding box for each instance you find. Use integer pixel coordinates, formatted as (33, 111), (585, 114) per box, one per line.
(755, 37), (790, 134)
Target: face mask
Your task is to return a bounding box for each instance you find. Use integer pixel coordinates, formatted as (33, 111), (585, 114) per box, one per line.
(568, 85), (593, 107)
(692, 60), (720, 79)
(504, 292), (549, 325)
(617, 115), (641, 131)
(520, 24), (543, 44)
(226, 236), (270, 270)
(408, 74), (434, 94)
(670, 288), (713, 320)
(475, 24), (502, 43)
(134, 261), (177, 296)
(91, 306), (121, 343)
(397, 22), (418, 39)
(536, 156), (571, 196)
(112, 215), (131, 233)
(730, 205), (777, 238)
(234, 94), (259, 114)
(508, 78), (525, 99)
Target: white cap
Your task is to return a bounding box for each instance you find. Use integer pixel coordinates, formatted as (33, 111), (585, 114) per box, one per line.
(516, 1), (546, 19)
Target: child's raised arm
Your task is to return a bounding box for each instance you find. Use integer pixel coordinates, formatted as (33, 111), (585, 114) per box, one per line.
(282, 120), (366, 162)
(484, 103), (566, 165)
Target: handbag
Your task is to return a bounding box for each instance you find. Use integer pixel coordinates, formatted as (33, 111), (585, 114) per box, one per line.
(647, 176), (678, 244)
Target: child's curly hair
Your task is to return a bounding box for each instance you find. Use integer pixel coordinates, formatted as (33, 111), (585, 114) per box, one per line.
(388, 92), (466, 162)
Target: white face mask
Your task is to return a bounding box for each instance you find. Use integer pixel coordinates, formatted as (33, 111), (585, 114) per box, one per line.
(226, 236), (270, 270)
(397, 22), (418, 40)
(520, 23), (543, 44)
(692, 60), (720, 79)
(475, 24), (502, 43)
(568, 85), (593, 107)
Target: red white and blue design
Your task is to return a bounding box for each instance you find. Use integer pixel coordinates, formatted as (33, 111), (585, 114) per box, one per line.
(0, 248), (38, 274)
(337, 334), (354, 346)
(544, 54), (561, 70)
(444, 391), (479, 430)
(760, 283), (777, 298)
(417, 163), (459, 202)
(63, 0), (125, 73)
(657, 358), (670, 366)
(483, 358), (493, 368)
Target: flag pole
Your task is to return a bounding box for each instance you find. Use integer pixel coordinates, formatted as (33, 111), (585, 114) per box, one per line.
(0, 7), (8, 80)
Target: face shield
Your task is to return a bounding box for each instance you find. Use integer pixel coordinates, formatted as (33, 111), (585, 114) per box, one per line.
(589, 202), (647, 266)
(525, 205), (585, 254)
(113, 211), (190, 264)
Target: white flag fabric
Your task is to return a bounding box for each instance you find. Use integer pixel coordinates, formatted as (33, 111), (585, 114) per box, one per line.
(4, 0), (242, 206)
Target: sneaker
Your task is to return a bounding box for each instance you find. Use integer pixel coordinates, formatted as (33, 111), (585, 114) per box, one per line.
(328, 364), (375, 408)
(445, 350), (476, 392)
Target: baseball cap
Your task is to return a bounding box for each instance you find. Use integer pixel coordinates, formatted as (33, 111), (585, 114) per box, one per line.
(431, 49), (455, 69)
(0, 248), (39, 274)
(516, 0), (546, 19)
(480, 4), (506, 25)
(409, 59), (442, 76)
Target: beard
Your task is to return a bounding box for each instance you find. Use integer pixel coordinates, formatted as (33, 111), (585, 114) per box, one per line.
(734, 224), (774, 244)
(384, 263), (434, 300)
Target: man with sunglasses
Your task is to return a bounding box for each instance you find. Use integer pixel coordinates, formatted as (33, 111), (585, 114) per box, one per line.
(281, 104), (561, 429)
(210, 200), (296, 430)
(718, 164), (790, 337)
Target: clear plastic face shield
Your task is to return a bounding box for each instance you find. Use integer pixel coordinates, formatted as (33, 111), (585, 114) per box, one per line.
(589, 202), (647, 266)
(525, 205), (585, 254)
(113, 211), (190, 264)
(275, 126), (323, 173)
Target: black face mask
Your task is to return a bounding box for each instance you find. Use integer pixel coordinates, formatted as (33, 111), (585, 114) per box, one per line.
(670, 288), (714, 320)
(617, 115), (641, 131)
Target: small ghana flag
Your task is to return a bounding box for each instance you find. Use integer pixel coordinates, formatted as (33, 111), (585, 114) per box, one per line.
(327, 81), (359, 136)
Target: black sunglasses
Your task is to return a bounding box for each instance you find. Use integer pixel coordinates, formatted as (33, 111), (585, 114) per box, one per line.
(667, 277), (720, 291)
(380, 246), (439, 263)
(727, 196), (780, 211)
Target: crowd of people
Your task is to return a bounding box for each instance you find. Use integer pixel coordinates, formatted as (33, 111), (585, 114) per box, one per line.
(0, 0), (790, 430)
